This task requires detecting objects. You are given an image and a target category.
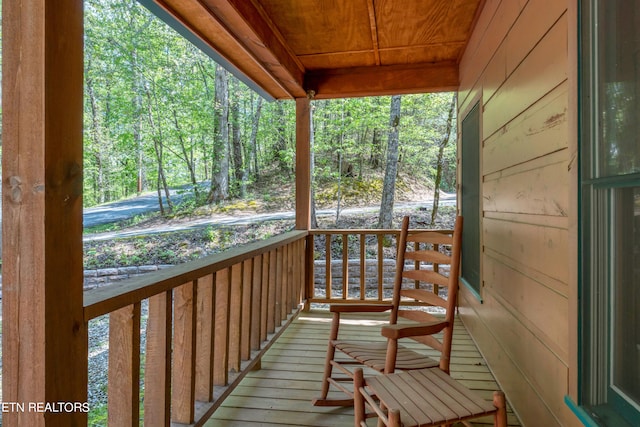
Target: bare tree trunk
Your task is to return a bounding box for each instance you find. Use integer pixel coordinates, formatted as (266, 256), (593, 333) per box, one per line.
(86, 76), (108, 204)
(378, 95), (402, 229)
(431, 93), (457, 225)
(145, 83), (173, 213)
(249, 95), (263, 179)
(208, 64), (230, 203)
(172, 108), (200, 200)
(231, 80), (245, 197)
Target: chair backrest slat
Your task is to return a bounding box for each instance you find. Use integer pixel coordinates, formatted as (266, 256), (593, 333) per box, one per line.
(404, 249), (451, 264)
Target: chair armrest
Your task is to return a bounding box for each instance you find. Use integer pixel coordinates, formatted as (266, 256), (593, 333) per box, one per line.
(381, 321), (448, 340)
(329, 304), (394, 313)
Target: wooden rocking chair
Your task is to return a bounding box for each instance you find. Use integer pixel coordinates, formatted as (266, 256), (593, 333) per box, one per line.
(313, 215), (463, 407)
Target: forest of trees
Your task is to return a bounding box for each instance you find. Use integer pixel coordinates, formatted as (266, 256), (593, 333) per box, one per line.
(83, 0), (458, 220)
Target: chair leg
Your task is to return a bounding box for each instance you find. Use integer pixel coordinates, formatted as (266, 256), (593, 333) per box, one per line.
(354, 368), (366, 427)
(313, 313), (353, 406)
(493, 391), (507, 427)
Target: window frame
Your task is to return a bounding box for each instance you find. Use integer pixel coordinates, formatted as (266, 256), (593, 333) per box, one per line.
(579, 1), (640, 425)
(460, 101), (482, 301)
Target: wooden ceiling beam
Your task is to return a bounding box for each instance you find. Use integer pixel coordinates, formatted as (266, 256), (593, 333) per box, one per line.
(201, 0), (306, 97)
(305, 62), (459, 99)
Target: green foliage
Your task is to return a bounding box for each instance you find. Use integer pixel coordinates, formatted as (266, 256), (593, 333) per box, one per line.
(83, 1), (457, 210)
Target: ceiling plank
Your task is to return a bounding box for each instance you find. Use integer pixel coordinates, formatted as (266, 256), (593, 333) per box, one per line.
(305, 62), (459, 99)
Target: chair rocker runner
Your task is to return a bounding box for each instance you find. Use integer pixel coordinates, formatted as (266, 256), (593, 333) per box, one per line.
(313, 215), (463, 407)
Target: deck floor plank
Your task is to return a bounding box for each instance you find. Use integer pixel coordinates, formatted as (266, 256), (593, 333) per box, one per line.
(205, 309), (520, 427)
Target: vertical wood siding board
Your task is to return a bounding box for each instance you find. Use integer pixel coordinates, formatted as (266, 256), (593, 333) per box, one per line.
(241, 259), (253, 360)
(171, 281), (197, 424)
(251, 254), (263, 350)
(459, 290), (561, 427)
(214, 269), (230, 386)
(144, 292), (172, 427)
(483, 15), (568, 138)
(229, 263), (243, 372)
(268, 250), (277, 333)
(195, 274), (214, 401)
(260, 253), (270, 341)
(483, 83), (569, 175)
(325, 234), (333, 299)
(108, 303), (141, 427)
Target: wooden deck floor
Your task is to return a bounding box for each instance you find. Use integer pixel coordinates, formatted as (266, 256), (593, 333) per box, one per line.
(205, 309), (521, 427)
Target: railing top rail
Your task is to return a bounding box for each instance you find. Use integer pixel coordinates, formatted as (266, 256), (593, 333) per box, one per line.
(308, 228), (453, 235)
(83, 230), (308, 321)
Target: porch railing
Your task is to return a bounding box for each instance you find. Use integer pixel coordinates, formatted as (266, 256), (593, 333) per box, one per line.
(81, 225), (451, 425)
(307, 228), (453, 306)
(83, 230), (307, 426)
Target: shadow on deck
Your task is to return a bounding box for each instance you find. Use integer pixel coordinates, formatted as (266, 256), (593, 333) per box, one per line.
(205, 309), (521, 427)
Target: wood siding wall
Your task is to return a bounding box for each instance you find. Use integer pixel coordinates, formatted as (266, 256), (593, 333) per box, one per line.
(457, 1), (580, 426)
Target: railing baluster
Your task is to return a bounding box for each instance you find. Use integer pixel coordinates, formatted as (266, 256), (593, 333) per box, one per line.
(267, 250), (277, 333)
(195, 274), (214, 402)
(171, 281), (197, 424)
(360, 233), (366, 300)
(252, 254), (263, 350)
(377, 234), (384, 301)
(214, 269), (230, 386)
(144, 291), (172, 427)
(342, 234), (349, 299)
(108, 302), (141, 427)
(306, 234), (315, 306)
(229, 263), (243, 372)
(241, 258), (253, 361)
(326, 234), (332, 299)
(275, 247), (284, 325)
(261, 252), (270, 341)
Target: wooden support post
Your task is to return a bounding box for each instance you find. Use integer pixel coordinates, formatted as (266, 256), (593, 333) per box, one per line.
(2, 1), (87, 425)
(295, 97), (311, 230)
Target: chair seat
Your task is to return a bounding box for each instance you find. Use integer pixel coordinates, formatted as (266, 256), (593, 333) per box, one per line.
(334, 340), (440, 372)
(363, 368), (499, 426)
